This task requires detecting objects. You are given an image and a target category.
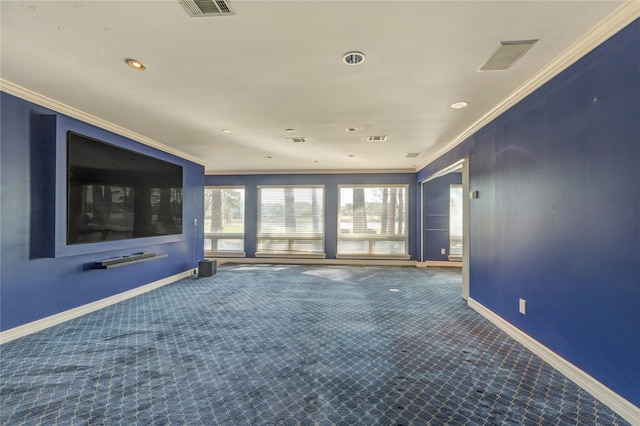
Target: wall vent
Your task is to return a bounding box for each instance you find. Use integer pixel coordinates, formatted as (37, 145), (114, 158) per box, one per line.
(287, 137), (306, 143)
(178, 0), (234, 17)
(366, 135), (388, 142)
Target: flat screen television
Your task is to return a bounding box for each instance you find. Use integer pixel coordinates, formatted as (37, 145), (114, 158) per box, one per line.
(67, 131), (183, 245)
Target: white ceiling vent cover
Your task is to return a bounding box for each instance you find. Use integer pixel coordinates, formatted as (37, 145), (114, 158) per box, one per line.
(178, 0), (234, 17)
(287, 137), (306, 143)
(367, 135), (388, 142)
(479, 39), (538, 71)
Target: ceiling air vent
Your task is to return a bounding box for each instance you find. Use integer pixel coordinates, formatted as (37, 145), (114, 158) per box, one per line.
(405, 153), (420, 158)
(366, 135), (388, 142)
(479, 39), (538, 71)
(342, 51), (366, 66)
(287, 137), (306, 143)
(178, 0), (234, 17)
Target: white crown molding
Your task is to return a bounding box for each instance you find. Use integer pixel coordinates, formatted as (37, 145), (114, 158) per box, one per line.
(0, 79), (207, 167)
(415, 1), (640, 173)
(468, 298), (640, 426)
(206, 168), (416, 176)
(0, 270), (193, 345)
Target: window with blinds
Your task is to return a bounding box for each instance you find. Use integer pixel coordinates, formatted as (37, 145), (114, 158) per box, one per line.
(257, 186), (325, 257)
(338, 185), (409, 258)
(204, 187), (245, 255)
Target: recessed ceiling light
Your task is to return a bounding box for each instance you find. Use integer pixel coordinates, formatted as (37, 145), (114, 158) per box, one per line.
(450, 101), (470, 109)
(125, 58), (146, 70)
(342, 51), (366, 66)
(348, 154), (355, 157)
(285, 128), (296, 133)
(221, 129), (232, 133)
(265, 155), (272, 159)
(345, 127), (359, 133)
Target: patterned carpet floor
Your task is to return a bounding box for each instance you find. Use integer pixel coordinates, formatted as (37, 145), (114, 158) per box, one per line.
(0, 264), (629, 425)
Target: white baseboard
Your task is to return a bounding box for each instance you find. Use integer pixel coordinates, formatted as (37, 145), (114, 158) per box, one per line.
(418, 261), (463, 268)
(468, 298), (640, 426)
(0, 270), (194, 345)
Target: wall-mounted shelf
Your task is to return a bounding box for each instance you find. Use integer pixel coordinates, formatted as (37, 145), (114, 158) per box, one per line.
(93, 252), (168, 269)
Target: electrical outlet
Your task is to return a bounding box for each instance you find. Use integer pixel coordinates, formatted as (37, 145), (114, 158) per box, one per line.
(519, 298), (527, 315)
(441, 248), (446, 255)
(194, 218), (198, 226)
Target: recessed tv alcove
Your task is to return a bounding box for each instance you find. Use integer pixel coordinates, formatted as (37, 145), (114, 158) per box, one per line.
(46, 122), (185, 258)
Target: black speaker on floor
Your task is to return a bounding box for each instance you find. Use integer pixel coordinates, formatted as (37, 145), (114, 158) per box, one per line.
(198, 259), (216, 277)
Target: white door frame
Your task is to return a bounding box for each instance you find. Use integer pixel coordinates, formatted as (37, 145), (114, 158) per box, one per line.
(419, 157), (470, 300)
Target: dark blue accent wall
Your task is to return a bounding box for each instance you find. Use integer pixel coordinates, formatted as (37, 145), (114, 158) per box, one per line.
(0, 93), (205, 331)
(422, 173), (462, 261)
(418, 19), (640, 406)
(205, 173), (418, 260)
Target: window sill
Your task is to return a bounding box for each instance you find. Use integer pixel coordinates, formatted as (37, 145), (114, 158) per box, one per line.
(205, 251), (246, 258)
(255, 251), (327, 259)
(336, 253), (411, 260)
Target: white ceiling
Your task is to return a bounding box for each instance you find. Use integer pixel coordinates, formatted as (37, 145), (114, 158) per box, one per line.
(0, 1), (630, 174)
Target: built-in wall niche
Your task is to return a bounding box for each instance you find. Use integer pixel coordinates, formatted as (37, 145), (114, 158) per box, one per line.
(30, 114), (186, 258)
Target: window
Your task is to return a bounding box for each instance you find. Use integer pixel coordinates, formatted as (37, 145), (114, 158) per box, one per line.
(257, 186), (325, 257)
(338, 185), (409, 258)
(449, 184), (463, 259)
(204, 187), (245, 255)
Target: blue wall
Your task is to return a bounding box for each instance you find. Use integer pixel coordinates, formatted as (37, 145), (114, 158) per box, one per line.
(205, 173), (418, 260)
(422, 173), (462, 261)
(0, 93), (205, 331)
(418, 19), (640, 406)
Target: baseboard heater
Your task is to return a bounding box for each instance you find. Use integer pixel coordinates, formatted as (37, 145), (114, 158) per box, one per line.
(93, 252), (168, 269)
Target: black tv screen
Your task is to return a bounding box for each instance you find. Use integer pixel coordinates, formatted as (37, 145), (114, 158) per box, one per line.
(67, 132), (183, 244)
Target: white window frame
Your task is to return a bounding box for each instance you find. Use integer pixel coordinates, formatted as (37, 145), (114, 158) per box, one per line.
(204, 186), (245, 257)
(337, 184), (410, 260)
(256, 185), (326, 258)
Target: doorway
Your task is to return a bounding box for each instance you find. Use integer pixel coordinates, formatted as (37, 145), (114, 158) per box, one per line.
(420, 158), (470, 300)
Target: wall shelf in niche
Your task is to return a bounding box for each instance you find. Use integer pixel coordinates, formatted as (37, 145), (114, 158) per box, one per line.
(92, 252), (168, 269)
